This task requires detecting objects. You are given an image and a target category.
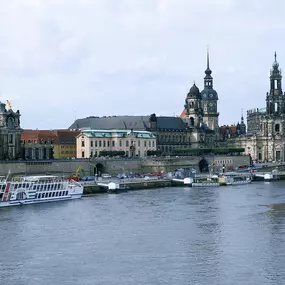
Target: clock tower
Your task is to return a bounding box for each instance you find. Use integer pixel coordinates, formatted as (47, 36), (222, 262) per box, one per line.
(200, 49), (219, 131)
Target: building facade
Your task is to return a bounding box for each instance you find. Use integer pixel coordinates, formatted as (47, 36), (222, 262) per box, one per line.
(21, 129), (79, 159)
(229, 52), (285, 162)
(76, 129), (156, 158)
(0, 101), (22, 159)
(69, 50), (221, 154)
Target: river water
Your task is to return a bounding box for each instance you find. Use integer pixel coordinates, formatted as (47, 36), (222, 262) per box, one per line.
(1, 182), (285, 285)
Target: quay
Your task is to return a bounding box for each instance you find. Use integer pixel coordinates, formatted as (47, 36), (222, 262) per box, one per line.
(83, 179), (172, 195)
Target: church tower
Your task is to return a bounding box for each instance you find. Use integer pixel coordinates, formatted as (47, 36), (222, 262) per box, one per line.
(200, 49), (219, 131)
(266, 52), (285, 115)
(185, 83), (203, 128)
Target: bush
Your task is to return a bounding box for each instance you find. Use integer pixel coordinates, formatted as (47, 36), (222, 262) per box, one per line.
(174, 147), (245, 156)
(99, 150), (125, 157)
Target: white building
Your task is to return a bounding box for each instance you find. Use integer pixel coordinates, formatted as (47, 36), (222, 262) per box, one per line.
(76, 129), (157, 158)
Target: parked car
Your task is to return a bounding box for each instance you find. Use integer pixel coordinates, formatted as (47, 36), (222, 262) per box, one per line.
(102, 173), (112, 179)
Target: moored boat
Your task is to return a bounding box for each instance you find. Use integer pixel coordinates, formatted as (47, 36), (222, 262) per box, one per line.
(192, 175), (220, 187)
(0, 174), (83, 208)
(219, 172), (251, 186)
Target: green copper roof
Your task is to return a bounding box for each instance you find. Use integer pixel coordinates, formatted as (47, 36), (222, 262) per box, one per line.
(79, 129), (156, 139)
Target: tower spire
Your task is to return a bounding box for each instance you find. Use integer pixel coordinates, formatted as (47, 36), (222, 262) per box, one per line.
(207, 46), (210, 70)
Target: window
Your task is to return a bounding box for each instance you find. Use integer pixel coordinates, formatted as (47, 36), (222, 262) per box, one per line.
(112, 141), (115, 147)
(91, 151), (93, 157)
(275, 124), (280, 132)
(126, 141), (129, 147)
(34, 139), (38, 144)
(81, 140), (85, 147)
(99, 141), (102, 147)
(91, 141), (93, 147)
(149, 141), (151, 147)
(82, 151), (85, 158)
(103, 141), (106, 147)
(28, 139), (32, 143)
(144, 141), (146, 147)
(152, 141), (155, 147)
(95, 141), (98, 147)
(8, 134), (13, 144)
(276, 151), (281, 161)
(138, 141), (140, 147)
(107, 141), (110, 147)
(119, 140), (122, 147)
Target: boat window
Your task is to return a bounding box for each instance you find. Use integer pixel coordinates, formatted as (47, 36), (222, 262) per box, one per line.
(66, 191), (68, 196)
(52, 192), (55, 197)
(49, 192), (52, 197)
(56, 192), (58, 197)
(59, 191), (62, 196)
(45, 193), (48, 198)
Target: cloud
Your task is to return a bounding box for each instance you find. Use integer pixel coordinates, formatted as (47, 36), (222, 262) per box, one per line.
(0, 0), (283, 128)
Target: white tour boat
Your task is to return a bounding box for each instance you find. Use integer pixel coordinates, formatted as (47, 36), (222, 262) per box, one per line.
(219, 173), (251, 186)
(0, 174), (83, 208)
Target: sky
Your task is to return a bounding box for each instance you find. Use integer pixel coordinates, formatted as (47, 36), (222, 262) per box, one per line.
(0, 0), (284, 129)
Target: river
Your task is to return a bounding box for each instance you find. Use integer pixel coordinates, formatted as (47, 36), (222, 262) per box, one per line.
(1, 182), (285, 284)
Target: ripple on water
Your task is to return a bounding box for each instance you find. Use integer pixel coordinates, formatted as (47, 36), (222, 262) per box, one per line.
(1, 183), (285, 284)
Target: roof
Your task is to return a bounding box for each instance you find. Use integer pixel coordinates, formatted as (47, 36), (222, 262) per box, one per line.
(179, 109), (187, 118)
(79, 129), (156, 139)
(69, 115), (187, 132)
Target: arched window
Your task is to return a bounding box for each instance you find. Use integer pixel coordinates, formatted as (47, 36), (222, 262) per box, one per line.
(190, 117), (194, 127)
(275, 124), (280, 133)
(7, 117), (14, 129)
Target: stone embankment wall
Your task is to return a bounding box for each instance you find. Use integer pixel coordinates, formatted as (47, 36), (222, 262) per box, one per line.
(0, 155), (250, 177)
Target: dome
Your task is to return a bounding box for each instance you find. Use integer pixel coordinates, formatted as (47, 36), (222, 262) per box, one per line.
(187, 83), (201, 98)
(201, 88), (218, 100)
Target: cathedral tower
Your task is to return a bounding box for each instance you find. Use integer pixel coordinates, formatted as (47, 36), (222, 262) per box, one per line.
(200, 49), (219, 131)
(266, 52), (285, 115)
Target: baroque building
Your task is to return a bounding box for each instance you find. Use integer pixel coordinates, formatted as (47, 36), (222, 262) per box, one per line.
(180, 49), (219, 147)
(229, 52), (285, 162)
(69, 50), (220, 155)
(77, 129), (156, 158)
(0, 101), (22, 159)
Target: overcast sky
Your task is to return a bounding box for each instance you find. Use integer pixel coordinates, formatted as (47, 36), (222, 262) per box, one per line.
(0, 0), (284, 129)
